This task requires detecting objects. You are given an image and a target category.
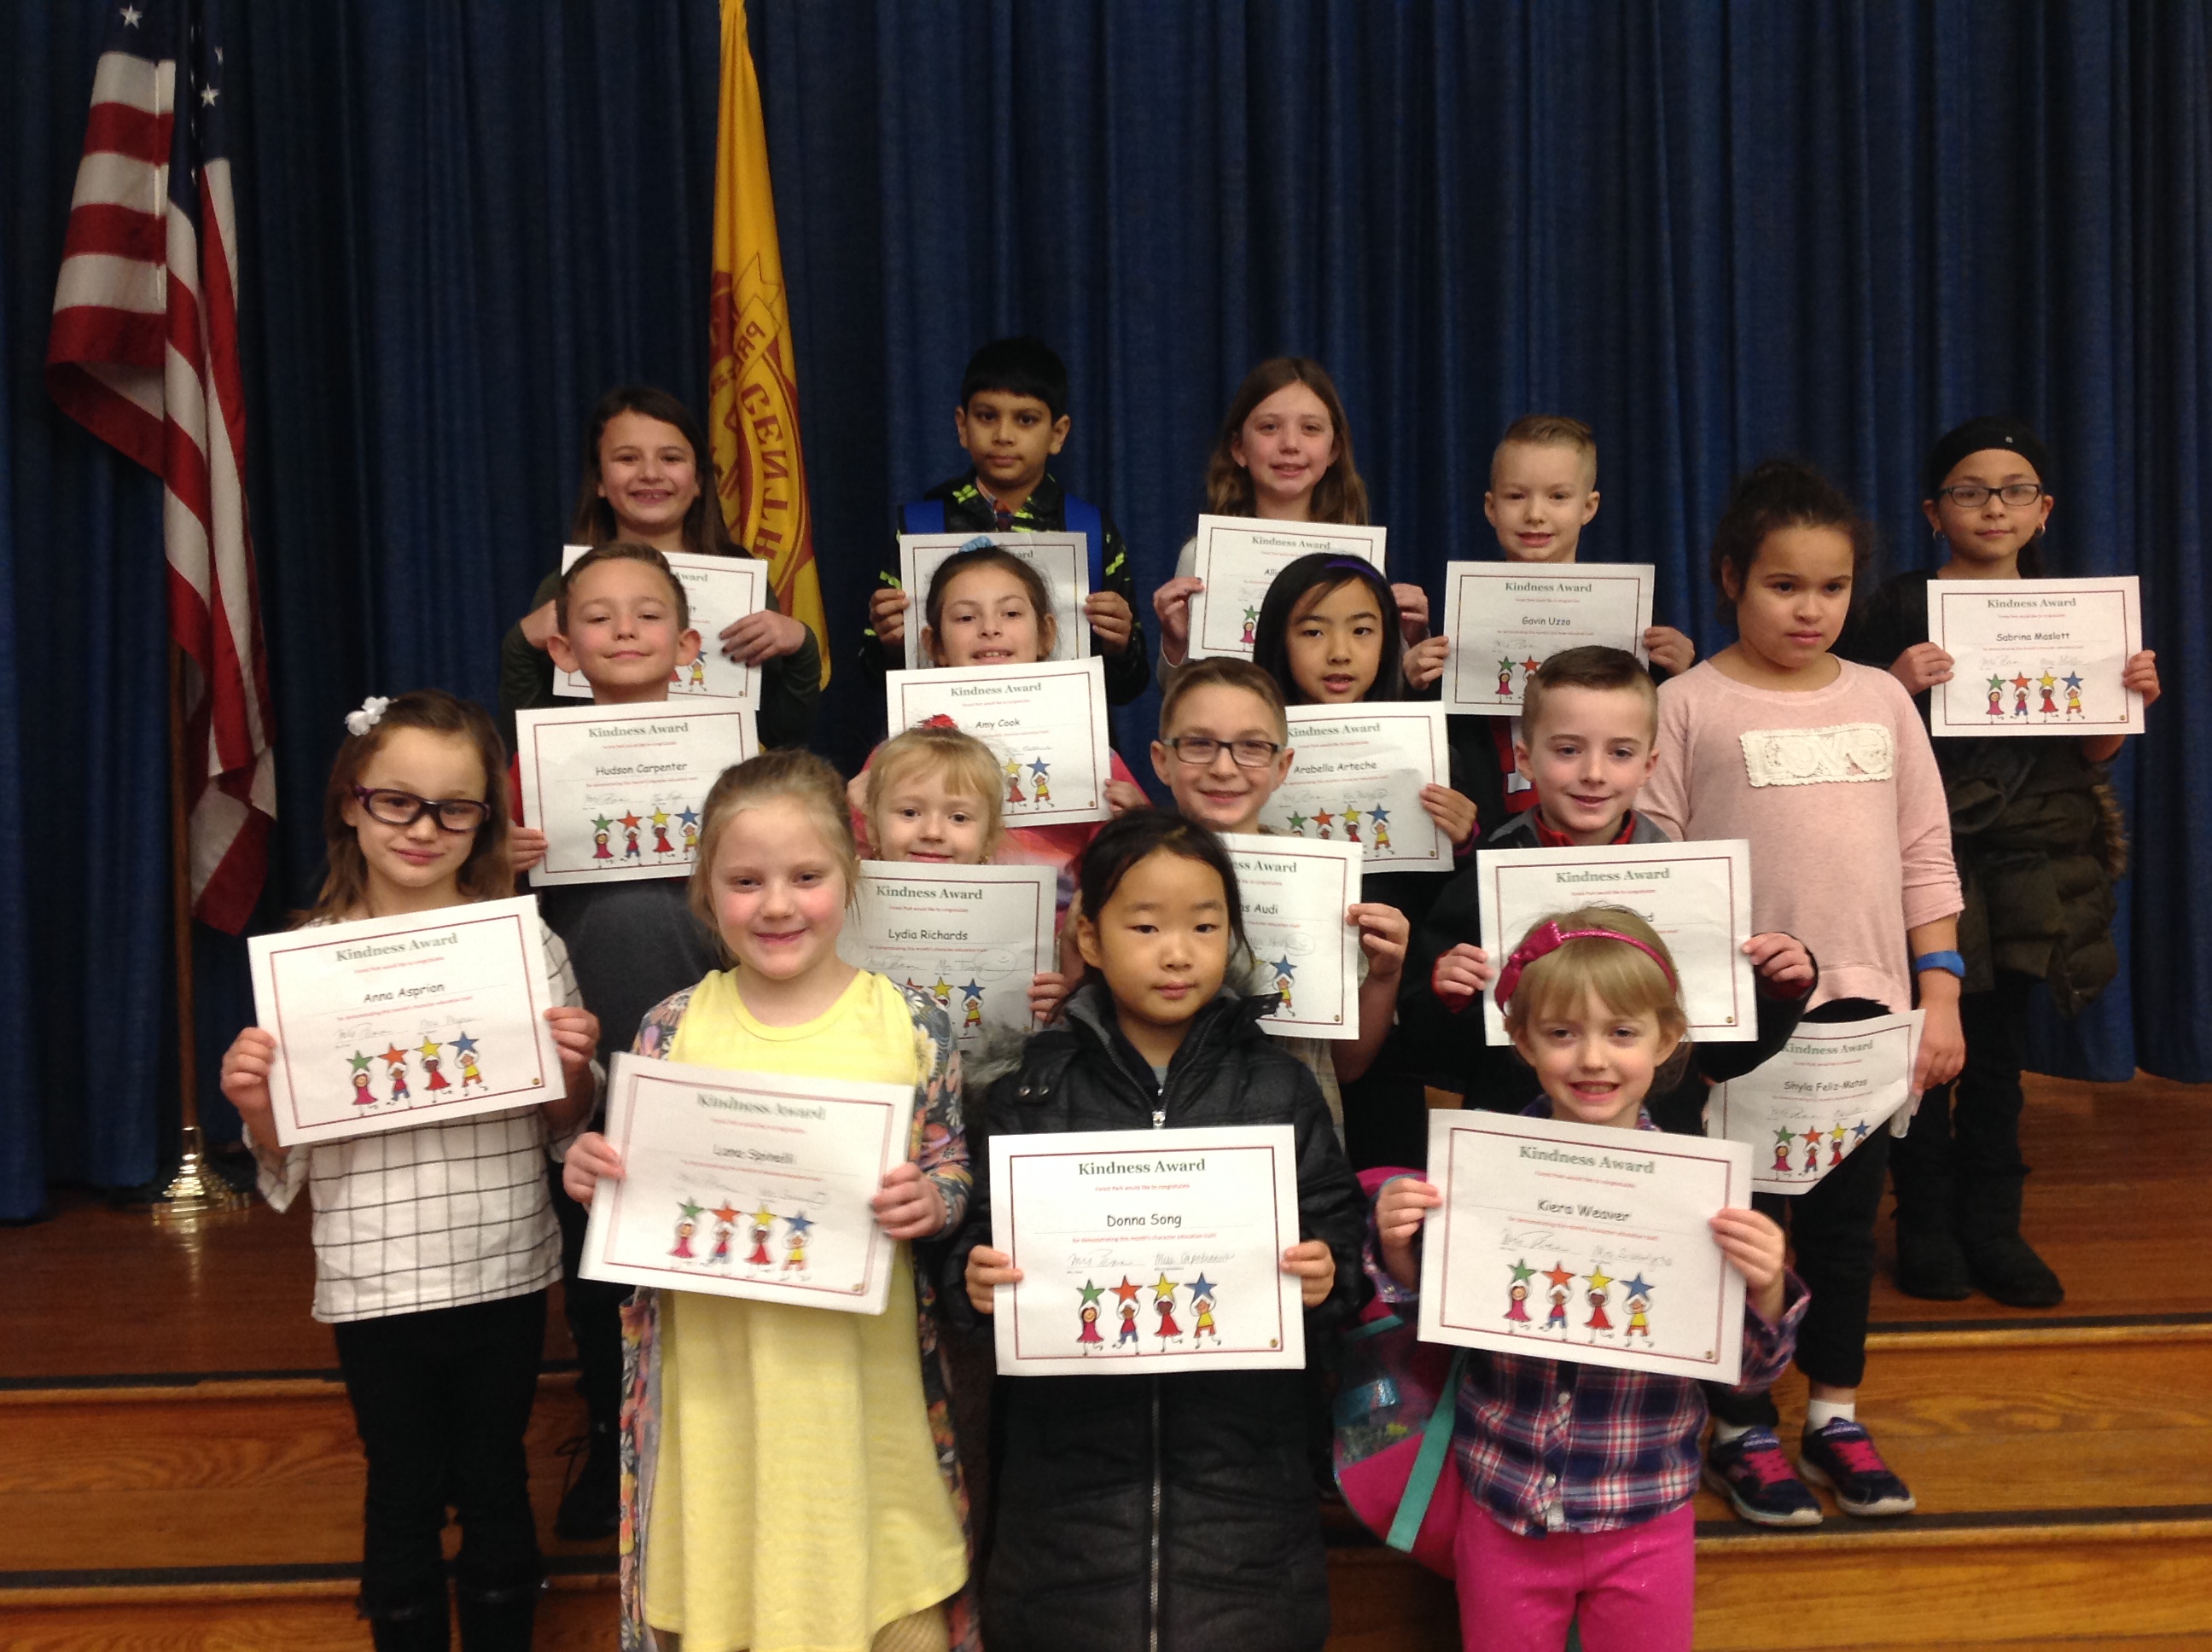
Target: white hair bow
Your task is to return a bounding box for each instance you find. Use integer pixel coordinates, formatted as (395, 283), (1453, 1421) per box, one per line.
(344, 695), (392, 737)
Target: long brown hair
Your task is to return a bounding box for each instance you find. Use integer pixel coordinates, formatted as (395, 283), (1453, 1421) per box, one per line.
(568, 386), (742, 558)
(300, 690), (512, 926)
(1202, 358), (1368, 525)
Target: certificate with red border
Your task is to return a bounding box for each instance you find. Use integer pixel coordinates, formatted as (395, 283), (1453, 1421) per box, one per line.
(1187, 516), (1387, 661)
(247, 896), (562, 1147)
(885, 657), (1113, 827)
(515, 702), (755, 887)
(1439, 561), (1656, 714)
(579, 1054), (913, 1315)
(1926, 575), (2143, 739)
(1417, 1109), (1752, 1383)
(990, 1126), (1305, 1376)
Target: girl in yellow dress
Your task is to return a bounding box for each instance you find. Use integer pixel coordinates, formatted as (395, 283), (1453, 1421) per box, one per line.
(566, 751), (975, 1652)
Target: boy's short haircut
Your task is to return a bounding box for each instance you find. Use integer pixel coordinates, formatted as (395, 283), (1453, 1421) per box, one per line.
(865, 721), (1007, 861)
(1158, 658), (1289, 743)
(1492, 414), (1598, 489)
(960, 337), (1069, 421)
(1520, 645), (1658, 742)
(556, 542), (689, 634)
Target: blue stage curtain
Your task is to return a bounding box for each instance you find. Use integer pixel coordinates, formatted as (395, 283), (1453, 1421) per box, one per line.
(4, 2), (2206, 1218)
(754, 0), (2212, 1084)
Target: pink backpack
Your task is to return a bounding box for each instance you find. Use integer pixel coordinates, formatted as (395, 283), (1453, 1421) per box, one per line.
(1331, 1167), (1466, 1576)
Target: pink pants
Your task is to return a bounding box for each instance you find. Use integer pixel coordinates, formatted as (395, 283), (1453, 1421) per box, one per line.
(1454, 1498), (1694, 1652)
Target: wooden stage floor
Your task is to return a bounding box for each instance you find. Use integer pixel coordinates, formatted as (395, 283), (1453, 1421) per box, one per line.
(4, 1069), (2210, 1649)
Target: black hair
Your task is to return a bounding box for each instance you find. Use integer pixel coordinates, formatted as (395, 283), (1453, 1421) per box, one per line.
(1924, 416), (2053, 578)
(960, 336), (1069, 420)
(1707, 457), (1876, 622)
(1250, 552), (1406, 705)
(1076, 809), (1248, 957)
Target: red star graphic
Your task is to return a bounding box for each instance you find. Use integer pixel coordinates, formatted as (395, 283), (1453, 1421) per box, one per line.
(710, 1202), (740, 1225)
(1521, 656), (1544, 676)
(619, 811), (643, 832)
(1541, 1261), (1576, 1291)
(380, 1044), (409, 1067)
(1802, 1126), (1824, 1147)
(2010, 672), (2032, 692)
(1110, 1276), (1143, 1306)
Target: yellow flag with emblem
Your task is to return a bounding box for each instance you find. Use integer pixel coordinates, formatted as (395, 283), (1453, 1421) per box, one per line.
(709, 0), (828, 685)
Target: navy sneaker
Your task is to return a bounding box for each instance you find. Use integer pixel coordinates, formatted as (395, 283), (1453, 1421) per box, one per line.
(1798, 1418), (1918, 1516)
(1703, 1426), (1823, 1527)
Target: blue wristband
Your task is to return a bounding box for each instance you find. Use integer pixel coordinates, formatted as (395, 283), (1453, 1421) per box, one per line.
(1912, 950), (1965, 980)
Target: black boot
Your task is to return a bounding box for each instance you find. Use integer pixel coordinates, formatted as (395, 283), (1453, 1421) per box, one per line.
(1889, 1105), (1970, 1300)
(1958, 1172), (2064, 1307)
(454, 1579), (542, 1652)
(364, 1593), (451, 1652)
(554, 1422), (621, 1541)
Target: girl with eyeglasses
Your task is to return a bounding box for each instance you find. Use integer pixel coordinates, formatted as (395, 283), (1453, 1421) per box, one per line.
(219, 689), (602, 1649)
(1844, 419), (2161, 1309)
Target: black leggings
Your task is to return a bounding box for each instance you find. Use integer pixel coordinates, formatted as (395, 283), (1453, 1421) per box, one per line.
(332, 1289), (548, 1616)
(550, 1162), (632, 1429)
(1891, 972), (2034, 1199)
(1708, 998), (1891, 1427)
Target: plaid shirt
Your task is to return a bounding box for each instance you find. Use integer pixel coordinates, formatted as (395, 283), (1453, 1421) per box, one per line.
(1365, 1105), (1807, 1536)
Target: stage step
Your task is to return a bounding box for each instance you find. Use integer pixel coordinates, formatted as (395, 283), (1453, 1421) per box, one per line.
(4, 1323), (2207, 1647)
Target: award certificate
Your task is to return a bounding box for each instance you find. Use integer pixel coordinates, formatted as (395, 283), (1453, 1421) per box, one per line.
(1439, 561), (1656, 713)
(248, 896), (564, 1147)
(839, 862), (1057, 1056)
(1417, 1109), (1754, 1382)
(990, 1125), (1305, 1375)
(1474, 841), (1758, 1045)
(1926, 575), (2144, 738)
(1255, 704), (1452, 870)
(1712, 1012), (1924, 1194)
(579, 1055), (913, 1315)
(552, 544), (766, 706)
(897, 532), (1091, 670)
(1186, 516), (1386, 660)
(1220, 835), (1363, 1043)
(515, 702), (755, 887)
(885, 657), (1114, 826)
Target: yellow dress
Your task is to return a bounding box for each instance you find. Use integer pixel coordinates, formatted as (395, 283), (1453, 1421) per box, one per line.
(643, 969), (968, 1652)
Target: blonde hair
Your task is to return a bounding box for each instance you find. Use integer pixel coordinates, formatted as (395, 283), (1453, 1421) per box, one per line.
(1499, 905), (1690, 1085)
(689, 750), (861, 960)
(1158, 657), (1289, 742)
(1493, 413), (1598, 490)
(301, 690), (510, 927)
(864, 723), (1007, 861)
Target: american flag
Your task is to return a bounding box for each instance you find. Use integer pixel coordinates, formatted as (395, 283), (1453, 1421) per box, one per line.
(48, 0), (275, 934)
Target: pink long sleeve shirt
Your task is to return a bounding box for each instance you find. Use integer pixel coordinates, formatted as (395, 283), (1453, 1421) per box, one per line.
(1639, 659), (1962, 1015)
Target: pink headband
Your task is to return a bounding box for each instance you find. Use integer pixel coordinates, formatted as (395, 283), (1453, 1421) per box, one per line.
(1493, 921), (1679, 1011)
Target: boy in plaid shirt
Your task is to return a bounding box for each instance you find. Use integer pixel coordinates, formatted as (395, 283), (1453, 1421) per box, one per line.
(1370, 908), (1807, 1652)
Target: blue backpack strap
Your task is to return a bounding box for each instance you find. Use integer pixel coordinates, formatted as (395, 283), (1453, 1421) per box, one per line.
(1062, 493), (1105, 591)
(901, 497), (947, 544)
(1386, 1347), (1468, 1554)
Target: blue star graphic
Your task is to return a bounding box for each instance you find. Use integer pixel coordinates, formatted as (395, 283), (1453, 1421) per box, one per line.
(1621, 1274), (1655, 1300)
(1366, 804), (1389, 823)
(1188, 1273), (1217, 1302)
(784, 1211), (815, 1237)
(1028, 756), (1051, 779)
(677, 806), (700, 828)
(960, 980), (982, 998)
(2062, 672), (2084, 692)
(451, 1031), (480, 1056)
(1271, 956), (1295, 979)
(1850, 1120), (1871, 1141)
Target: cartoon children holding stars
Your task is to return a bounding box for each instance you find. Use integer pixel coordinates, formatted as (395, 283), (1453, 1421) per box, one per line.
(1077, 1280), (1106, 1350)
(347, 1050), (375, 1107)
(1189, 1276), (1219, 1345)
(1505, 1258), (1535, 1323)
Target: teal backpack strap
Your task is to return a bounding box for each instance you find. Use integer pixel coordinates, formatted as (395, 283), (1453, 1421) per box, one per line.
(1385, 1347), (1467, 1553)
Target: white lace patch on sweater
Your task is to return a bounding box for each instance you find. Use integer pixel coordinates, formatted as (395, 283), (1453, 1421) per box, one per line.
(1738, 722), (1895, 787)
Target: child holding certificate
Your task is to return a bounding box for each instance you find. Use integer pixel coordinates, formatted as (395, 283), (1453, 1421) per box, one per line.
(508, 542), (724, 1539)
(1150, 358), (1432, 680)
(562, 750), (977, 1652)
(956, 810), (1365, 1650)
(1148, 658), (1411, 1151)
(1400, 647), (1816, 1123)
(864, 543), (1146, 910)
(1844, 418), (2159, 1307)
(1450, 416), (1700, 836)
(1641, 459), (1965, 1528)
(497, 386), (820, 751)
(218, 691), (602, 1650)
(1371, 909), (1806, 1652)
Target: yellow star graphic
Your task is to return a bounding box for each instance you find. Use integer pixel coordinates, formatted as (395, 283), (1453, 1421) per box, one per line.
(1585, 1265), (1614, 1294)
(751, 1206), (776, 1230)
(651, 808), (670, 827)
(1153, 1273), (1179, 1300)
(416, 1037), (441, 1060)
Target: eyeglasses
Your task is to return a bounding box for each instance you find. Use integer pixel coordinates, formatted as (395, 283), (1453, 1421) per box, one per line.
(1163, 735), (1284, 769)
(352, 787), (493, 833)
(1937, 483), (2045, 509)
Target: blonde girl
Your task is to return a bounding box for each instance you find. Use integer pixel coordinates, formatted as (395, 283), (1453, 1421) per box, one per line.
(563, 750), (975, 1652)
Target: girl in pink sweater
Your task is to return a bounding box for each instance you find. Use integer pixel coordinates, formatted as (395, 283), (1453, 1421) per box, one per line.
(1639, 459), (1965, 1531)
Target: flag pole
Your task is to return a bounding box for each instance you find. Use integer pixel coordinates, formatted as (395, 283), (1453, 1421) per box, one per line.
(154, 640), (244, 1218)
